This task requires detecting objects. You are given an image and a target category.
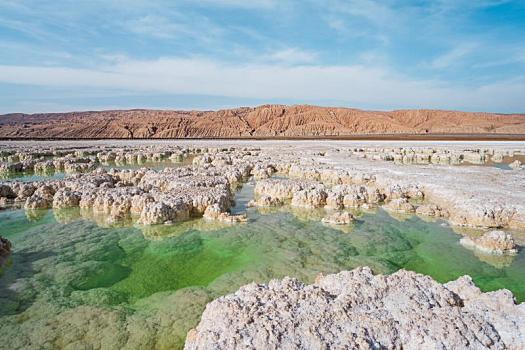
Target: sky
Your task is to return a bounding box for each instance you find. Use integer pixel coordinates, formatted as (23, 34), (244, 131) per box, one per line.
(0, 0), (524, 113)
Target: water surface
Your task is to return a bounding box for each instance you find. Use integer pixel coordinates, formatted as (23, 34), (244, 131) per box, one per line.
(0, 204), (523, 349)
(101, 156), (195, 171)
(0, 171), (66, 182)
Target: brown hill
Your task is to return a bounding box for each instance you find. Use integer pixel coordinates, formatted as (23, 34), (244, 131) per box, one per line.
(1, 104), (524, 139)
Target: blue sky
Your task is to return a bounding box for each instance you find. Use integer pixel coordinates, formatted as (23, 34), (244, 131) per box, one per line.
(0, 0), (524, 113)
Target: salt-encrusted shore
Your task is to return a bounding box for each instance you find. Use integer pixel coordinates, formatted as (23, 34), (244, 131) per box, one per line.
(1, 140), (524, 233)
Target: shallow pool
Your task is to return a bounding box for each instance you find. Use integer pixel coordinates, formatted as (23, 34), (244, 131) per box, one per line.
(0, 203), (523, 349)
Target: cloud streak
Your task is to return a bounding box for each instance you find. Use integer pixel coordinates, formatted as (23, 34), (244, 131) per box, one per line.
(263, 48), (319, 65)
(430, 44), (477, 69)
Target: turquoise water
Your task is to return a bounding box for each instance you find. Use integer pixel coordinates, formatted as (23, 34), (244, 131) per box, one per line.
(0, 203), (524, 349)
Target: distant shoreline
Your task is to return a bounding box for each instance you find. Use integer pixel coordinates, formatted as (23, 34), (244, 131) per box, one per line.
(2, 134), (525, 141)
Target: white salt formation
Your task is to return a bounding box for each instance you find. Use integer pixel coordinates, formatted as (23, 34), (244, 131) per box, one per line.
(185, 267), (525, 350)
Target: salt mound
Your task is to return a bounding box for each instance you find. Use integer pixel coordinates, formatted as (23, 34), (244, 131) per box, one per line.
(185, 267), (525, 349)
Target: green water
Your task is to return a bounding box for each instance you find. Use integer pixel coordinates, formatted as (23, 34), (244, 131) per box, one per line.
(0, 205), (524, 349)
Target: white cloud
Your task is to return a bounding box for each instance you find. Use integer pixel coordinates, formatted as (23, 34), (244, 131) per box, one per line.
(0, 57), (524, 112)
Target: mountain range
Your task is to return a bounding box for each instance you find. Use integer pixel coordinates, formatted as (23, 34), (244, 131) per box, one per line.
(1, 104), (524, 139)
